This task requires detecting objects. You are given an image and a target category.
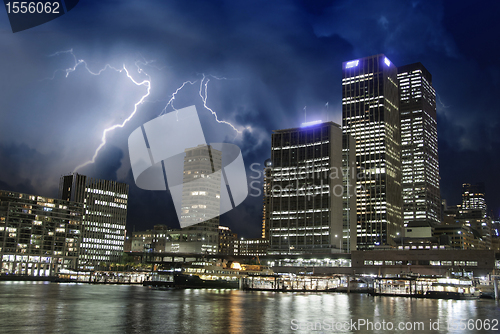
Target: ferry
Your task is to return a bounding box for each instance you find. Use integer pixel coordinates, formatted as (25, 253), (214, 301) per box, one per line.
(173, 261), (273, 289)
(424, 282), (481, 300)
(371, 277), (481, 299)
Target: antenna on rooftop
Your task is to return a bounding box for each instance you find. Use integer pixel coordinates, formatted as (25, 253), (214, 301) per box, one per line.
(325, 102), (329, 122)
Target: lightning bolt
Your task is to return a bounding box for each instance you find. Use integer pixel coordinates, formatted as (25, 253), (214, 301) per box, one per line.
(47, 49), (152, 173)
(159, 80), (197, 116)
(73, 65), (151, 172)
(198, 74), (242, 133)
(48, 50), (244, 173)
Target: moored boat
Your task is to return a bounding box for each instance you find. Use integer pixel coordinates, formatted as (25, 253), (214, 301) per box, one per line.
(173, 261), (273, 289)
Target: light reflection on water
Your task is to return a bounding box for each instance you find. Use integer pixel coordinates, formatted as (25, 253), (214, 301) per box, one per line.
(0, 281), (498, 333)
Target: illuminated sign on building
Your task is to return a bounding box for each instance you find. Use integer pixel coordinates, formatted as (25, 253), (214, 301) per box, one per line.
(301, 120), (322, 127)
(345, 60), (359, 68)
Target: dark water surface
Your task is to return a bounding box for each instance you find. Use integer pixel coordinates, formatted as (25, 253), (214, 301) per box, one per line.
(0, 282), (498, 333)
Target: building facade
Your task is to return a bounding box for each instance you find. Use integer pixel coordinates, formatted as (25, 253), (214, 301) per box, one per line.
(266, 121), (356, 254)
(60, 173), (128, 270)
(397, 63), (440, 227)
(262, 159), (272, 240)
(462, 183), (487, 213)
(0, 190), (83, 276)
(236, 238), (269, 256)
(127, 225), (219, 254)
(177, 145), (220, 253)
(219, 225), (237, 255)
(342, 54), (402, 249)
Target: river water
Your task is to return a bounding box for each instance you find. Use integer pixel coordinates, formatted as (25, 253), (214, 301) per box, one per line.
(0, 282), (498, 333)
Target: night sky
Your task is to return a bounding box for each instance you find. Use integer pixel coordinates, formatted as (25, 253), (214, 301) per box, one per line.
(1, 0), (499, 238)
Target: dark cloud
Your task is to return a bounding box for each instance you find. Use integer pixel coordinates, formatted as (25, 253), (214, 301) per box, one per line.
(1, 0), (500, 238)
(0, 142), (61, 197)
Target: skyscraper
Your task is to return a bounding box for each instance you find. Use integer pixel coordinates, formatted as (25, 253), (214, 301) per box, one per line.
(398, 63), (440, 227)
(266, 121), (356, 254)
(176, 144), (220, 254)
(342, 54), (402, 249)
(60, 173), (128, 269)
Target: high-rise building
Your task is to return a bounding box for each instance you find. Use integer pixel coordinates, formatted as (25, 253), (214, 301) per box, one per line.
(342, 54), (402, 249)
(172, 144), (221, 254)
(0, 190), (83, 276)
(461, 183), (487, 213)
(266, 121), (356, 254)
(60, 173), (128, 270)
(180, 145), (221, 229)
(397, 63), (440, 227)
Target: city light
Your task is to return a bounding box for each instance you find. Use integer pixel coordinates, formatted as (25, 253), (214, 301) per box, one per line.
(301, 120), (322, 127)
(345, 60), (359, 68)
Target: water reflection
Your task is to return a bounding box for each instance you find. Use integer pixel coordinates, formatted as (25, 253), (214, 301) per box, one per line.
(0, 282), (498, 333)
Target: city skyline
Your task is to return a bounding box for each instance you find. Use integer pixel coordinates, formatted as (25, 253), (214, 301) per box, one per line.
(1, 1), (500, 238)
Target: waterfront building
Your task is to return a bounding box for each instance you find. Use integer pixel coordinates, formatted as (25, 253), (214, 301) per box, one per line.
(163, 225), (217, 254)
(397, 63), (440, 227)
(352, 249), (495, 277)
(266, 121), (356, 254)
(128, 226), (169, 253)
(342, 54), (402, 249)
(237, 238), (269, 256)
(264, 250), (497, 278)
(219, 226), (237, 255)
(60, 173), (128, 270)
(128, 225), (218, 254)
(0, 190), (83, 276)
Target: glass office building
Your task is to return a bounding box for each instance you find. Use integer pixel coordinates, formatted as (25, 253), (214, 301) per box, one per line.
(342, 54), (402, 249)
(266, 121), (356, 254)
(398, 62), (440, 227)
(60, 173), (128, 269)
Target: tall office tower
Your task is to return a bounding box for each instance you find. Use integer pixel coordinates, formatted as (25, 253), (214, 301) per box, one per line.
(462, 183), (487, 213)
(178, 145), (220, 254)
(398, 63), (440, 227)
(266, 121), (356, 255)
(60, 173), (128, 269)
(342, 54), (402, 249)
(0, 190), (83, 276)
